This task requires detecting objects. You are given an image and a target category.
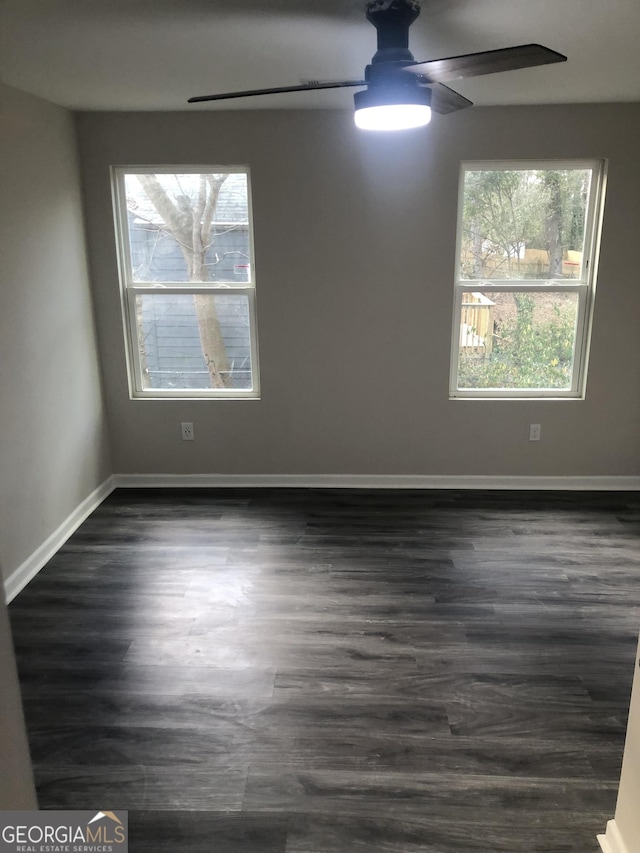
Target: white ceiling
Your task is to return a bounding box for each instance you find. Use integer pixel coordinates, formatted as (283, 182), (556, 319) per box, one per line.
(0, 0), (639, 112)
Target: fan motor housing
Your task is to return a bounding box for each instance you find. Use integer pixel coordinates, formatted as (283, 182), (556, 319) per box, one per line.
(366, 0), (421, 63)
(364, 62), (421, 86)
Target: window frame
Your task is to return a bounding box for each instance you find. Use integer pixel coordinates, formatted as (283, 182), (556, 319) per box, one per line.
(111, 165), (260, 400)
(449, 159), (606, 400)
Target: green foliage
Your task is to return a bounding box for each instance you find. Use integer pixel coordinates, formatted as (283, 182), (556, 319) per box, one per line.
(458, 298), (576, 390)
(461, 168), (591, 280)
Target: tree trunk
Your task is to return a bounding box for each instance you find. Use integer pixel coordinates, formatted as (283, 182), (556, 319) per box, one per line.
(472, 222), (484, 277)
(547, 214), (563, 277)
(188, 246), (231, 389)
(545, 173), (564, 278)
(193, 294), (230, 387)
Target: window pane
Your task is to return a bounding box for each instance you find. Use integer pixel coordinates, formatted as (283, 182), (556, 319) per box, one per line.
(457, 291), (579, 390)
(460, 168), (593, 281)
(135, 294), (252, 390)
(123, 172), (251, 283)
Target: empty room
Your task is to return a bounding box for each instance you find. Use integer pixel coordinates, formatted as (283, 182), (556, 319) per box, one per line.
(2, 1), (640, 851)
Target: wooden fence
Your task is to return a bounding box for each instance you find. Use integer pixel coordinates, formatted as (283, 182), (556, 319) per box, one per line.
(460, 292), (495, 356)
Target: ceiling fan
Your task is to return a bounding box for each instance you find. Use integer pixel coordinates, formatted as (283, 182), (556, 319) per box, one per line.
(188, 0), (567, 131)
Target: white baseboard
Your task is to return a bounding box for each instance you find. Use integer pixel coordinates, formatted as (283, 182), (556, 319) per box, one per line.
(114, 473), (640, 491)
(598, 820), (631, 853)
(4, 476), (116, 603)
(6, 473), (639, 603)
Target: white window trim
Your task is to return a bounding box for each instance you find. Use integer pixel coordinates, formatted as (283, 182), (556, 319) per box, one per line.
(111, 165), (260, 400)
(449, 159), (606, 400)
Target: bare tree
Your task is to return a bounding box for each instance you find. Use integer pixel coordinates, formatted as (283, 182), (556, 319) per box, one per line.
(135, 173), (232, 388)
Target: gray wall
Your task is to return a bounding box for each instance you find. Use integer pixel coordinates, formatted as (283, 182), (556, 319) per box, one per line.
(76, 105), (640, 477)
(0, 82), (111, 585)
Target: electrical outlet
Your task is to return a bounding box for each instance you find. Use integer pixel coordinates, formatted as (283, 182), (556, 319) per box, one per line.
(181, 422), (194, 441)
(529, 423), (541, 442)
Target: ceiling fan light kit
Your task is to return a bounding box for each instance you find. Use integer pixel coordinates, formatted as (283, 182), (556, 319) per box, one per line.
(354, 82), (431, 130)
(188, 0), (567, 132)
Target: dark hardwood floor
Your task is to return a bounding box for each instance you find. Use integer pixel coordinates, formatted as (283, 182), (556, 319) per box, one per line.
(8, 488), (640, 852)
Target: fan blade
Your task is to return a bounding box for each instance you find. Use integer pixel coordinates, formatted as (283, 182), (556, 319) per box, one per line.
(429, 83), (473, 114)
(405, 44), (567, 84)
(188, 79), (366, 103)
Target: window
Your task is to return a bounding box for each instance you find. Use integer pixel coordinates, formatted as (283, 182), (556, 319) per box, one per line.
(450, 161), (605, 398)
(112, 167), (259, 398)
